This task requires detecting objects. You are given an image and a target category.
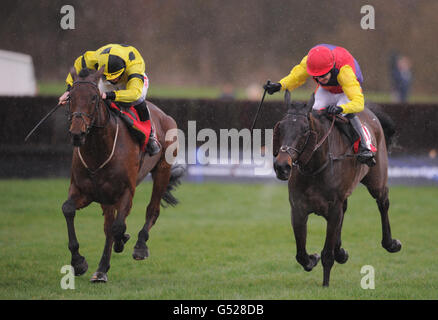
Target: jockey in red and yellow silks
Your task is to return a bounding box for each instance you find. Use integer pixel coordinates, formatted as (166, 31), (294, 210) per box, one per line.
(264, 44), (376, 166)
(59, 43), (160, 156)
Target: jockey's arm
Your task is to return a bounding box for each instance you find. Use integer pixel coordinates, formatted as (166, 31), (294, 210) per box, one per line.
(279, 55), (310, 91)
(104, 62), (145, 103)
(106, 76), (143, 103)
(65, 51), (98, 90)
(337, 65), (365, 114)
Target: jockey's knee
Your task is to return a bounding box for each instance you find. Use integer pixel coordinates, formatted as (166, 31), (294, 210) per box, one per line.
(134, 101), (149, 122)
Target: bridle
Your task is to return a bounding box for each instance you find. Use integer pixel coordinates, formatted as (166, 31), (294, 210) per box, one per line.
(277, 112), (335, 175)
(67, 80), (116, 175)
(66, 80), (110, 133)
(278, 114), (312, 159)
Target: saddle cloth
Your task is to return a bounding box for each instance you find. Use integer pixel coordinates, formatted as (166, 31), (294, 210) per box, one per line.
(333, 115), (377, 153)
(108, 102), (151, 151)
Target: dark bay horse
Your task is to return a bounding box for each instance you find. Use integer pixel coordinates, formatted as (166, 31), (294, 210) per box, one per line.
(62, 67), (184, 282)
(273, 91), (401, 287)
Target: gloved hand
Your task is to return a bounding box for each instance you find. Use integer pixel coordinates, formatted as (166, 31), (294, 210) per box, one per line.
(263, 82), (282, 95)
(326, 104), (343, 115)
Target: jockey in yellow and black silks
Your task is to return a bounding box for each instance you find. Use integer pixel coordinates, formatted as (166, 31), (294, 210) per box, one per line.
(59, 43), (160, 156)
(264, 44), (376, 166)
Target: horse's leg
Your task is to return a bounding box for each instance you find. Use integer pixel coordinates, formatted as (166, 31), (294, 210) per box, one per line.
(321, 203), (343, 287)
(367, 185), (402, 253)
(334, 199), (349, 264)
(291, 206), (320, 272)
(112, 188), (134, 254)
(133, 161), (171, 260)
(61, 183), (91, 276)
(90, 205), (115, 283)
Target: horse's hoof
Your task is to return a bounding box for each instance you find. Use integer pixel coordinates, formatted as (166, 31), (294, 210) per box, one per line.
(303, 253), (320, 272)
(335, 248), (349, 264)
(90, 272), (108, 283)
(114, 233), (130, 253)
(114, 241), (124, 253)
(133, 246), (149, 260)
(384, 239), (402, 253)
(72, 257), (88, 276)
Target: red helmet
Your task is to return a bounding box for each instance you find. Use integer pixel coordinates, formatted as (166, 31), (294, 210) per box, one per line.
(307, 46), (335, 76)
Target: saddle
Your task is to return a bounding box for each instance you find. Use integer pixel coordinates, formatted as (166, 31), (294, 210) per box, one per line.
(323, 113), (361, 153)
(107, 101), (151, 151)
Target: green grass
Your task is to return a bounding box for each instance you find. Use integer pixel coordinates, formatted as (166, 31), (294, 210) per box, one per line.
(0, 179), (437, 300)
(37, 81), (438, 103)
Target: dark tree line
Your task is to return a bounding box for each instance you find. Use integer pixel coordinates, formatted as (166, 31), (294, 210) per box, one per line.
(1, 0), (436, 94)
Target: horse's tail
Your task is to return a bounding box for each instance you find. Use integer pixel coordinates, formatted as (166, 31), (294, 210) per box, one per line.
(161, 163), (185, 208)
(366, 103), (397, 152)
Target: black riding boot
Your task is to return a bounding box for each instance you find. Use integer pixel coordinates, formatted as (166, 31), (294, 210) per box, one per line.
(134, 101), (149, 122)
(134, 102), (161, 156)
(146, 128), (161, 156)
(349, 115), (376, 167)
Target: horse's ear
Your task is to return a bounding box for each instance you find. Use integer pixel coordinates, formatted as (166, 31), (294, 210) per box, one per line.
(70, 67), (77, 82)
(94, 65), (105, 81)
(273, 122), (281, 157)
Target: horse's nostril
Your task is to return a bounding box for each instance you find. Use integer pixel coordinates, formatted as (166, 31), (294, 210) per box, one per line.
(70, 132), (86, 146)
(274, 160), (291, 180)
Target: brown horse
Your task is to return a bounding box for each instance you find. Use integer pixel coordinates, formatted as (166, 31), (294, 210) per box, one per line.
(62, 67), (184, 282)
(273, 91), (401, 287)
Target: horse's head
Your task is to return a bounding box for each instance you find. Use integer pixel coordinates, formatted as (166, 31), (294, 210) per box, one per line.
(67, 66), (105, 146)
(273, 91), (315, 180)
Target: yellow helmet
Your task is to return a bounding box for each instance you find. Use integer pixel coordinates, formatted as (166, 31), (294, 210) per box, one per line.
(97, 46), (126, 80)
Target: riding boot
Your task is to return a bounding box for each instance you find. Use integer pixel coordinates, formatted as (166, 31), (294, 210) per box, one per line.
(146, 127), (161, 156)
(134, 101), (149, 122)
(349, 115), (376, 167)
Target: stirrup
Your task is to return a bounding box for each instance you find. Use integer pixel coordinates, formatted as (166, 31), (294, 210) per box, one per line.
(146, 135), (161, 156)
(357, 149), (376, 167)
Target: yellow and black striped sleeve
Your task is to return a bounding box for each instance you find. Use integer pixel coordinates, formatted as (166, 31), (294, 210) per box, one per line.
(65, 51), (98, 90)
(105, 59), (146, 103)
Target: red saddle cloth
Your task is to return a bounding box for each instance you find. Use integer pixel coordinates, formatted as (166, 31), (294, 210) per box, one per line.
(108, 102), (151, 151)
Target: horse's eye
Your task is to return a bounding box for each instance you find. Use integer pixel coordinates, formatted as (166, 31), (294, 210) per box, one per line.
(91, 95), (97, 101)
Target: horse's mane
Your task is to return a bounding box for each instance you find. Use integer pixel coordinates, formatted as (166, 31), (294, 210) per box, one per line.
(78, 68), (96, 79)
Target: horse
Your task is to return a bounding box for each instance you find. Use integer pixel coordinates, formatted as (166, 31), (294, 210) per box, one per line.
(62, 66), (184, 283)
(272, 91), (401, 287)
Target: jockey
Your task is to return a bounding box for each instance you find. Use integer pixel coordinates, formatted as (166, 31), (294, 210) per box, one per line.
(59, 43), (160, 156)
(264, 44), (376, 166)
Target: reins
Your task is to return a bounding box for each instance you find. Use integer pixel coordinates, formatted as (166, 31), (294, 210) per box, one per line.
(76, 122), (119, 175)
(313, 115), (335, 152)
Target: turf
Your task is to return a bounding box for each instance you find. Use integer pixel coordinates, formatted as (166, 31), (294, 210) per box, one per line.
(0, 179), (437, 300)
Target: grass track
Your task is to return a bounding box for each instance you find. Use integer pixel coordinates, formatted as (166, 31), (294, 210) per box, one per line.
(0, 179), (437, 299)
